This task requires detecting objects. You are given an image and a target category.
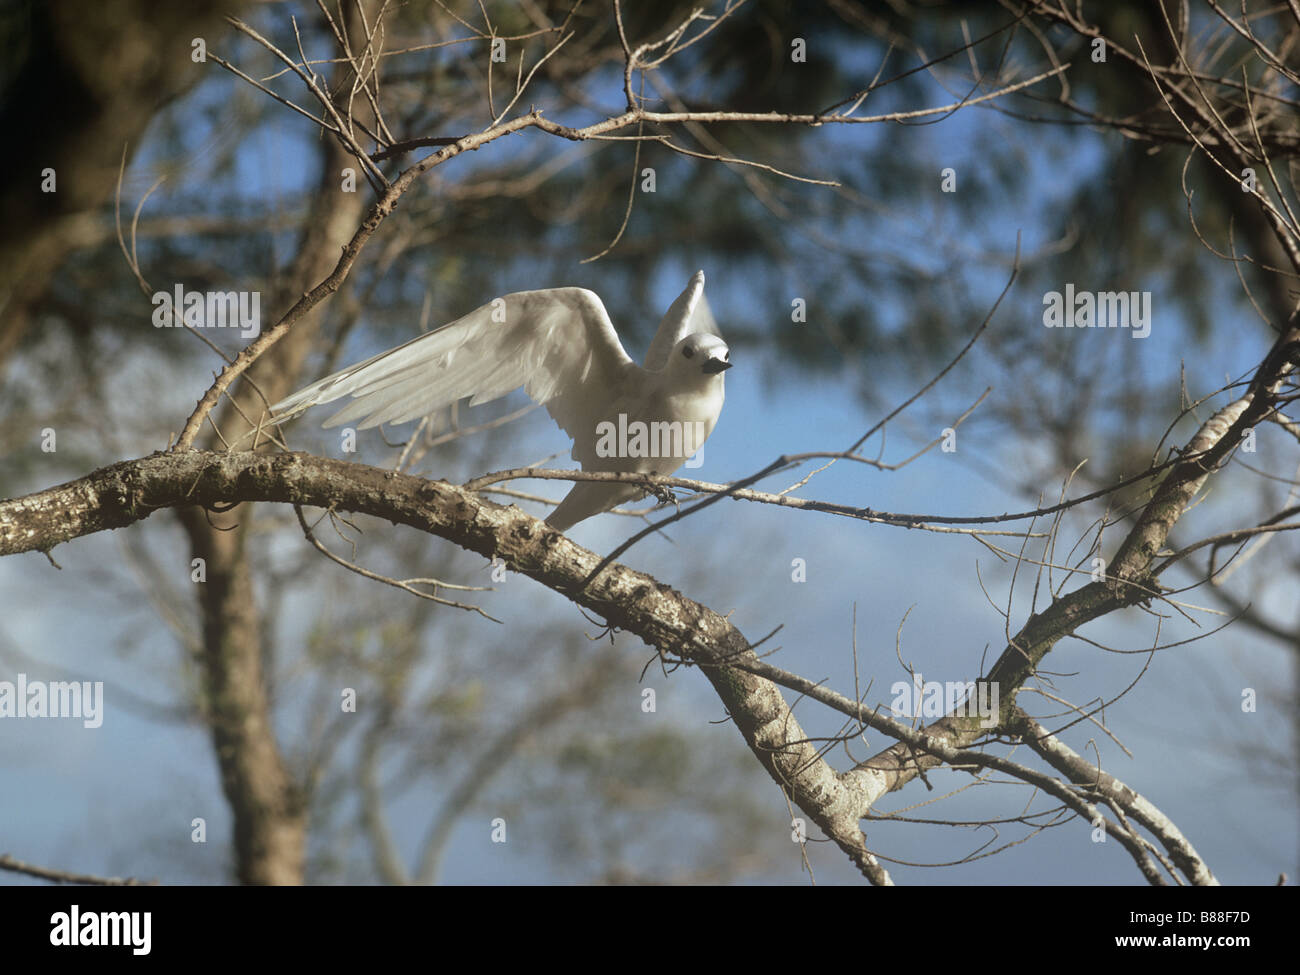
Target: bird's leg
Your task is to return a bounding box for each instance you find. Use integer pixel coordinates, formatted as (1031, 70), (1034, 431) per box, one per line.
(646, 479), (677, 507)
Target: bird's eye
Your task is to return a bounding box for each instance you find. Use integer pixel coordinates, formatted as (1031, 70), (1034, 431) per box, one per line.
(682, 346), (695, 359)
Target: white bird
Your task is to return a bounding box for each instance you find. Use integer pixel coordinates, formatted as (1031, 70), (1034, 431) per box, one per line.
(270, 270), (731, 531)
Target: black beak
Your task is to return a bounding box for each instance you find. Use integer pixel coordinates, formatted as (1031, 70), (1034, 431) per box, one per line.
(703, 358), (732, 374)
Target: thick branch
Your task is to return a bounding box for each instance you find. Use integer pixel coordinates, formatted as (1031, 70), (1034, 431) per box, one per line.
(0, 450), (892, 882)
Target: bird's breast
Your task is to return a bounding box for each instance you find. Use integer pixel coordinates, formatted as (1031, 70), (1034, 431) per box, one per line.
(577, 384), (723, 473)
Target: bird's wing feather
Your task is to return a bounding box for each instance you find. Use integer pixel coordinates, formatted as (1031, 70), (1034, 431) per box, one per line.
(642, 270), (721, 371)
(270, 288), (635, 438)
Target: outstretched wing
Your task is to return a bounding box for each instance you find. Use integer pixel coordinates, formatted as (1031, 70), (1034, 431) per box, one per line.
(642, 269), (721, 371)
(271, 288), (635, 440)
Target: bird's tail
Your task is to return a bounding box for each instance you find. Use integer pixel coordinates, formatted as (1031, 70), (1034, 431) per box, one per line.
(545, 479), (641, 532)
(544, 487), (590, 532)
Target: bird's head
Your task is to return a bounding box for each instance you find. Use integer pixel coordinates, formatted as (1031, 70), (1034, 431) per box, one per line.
(671, 333), (731, 382)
